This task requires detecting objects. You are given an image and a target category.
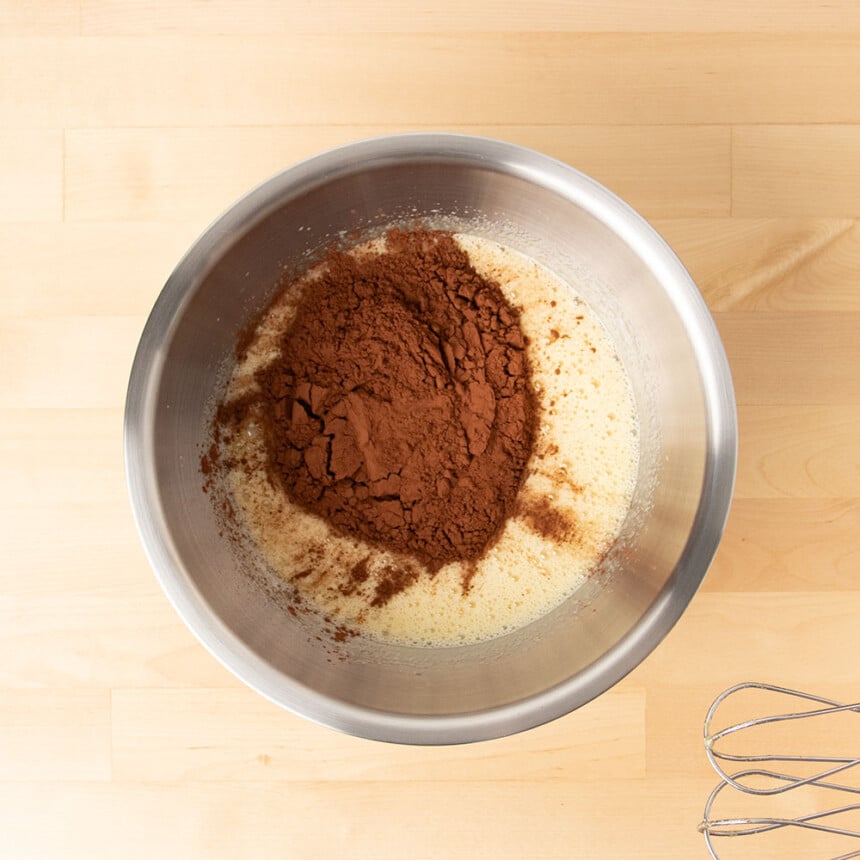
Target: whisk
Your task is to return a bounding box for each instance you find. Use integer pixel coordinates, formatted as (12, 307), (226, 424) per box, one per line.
(699, 682), (860, 859)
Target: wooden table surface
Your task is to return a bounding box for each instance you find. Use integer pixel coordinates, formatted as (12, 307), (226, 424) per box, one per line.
(3, 3), (860, 858)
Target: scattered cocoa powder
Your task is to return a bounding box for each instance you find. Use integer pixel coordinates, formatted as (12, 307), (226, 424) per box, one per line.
(216, 228), (538, 605)
(515, 493), (578, 544)
(338, 556), (372, 596)
(370, 563), (421, 608)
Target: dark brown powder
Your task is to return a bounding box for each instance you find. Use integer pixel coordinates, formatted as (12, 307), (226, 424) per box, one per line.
(338, 556), (372, 596)
(216, 228), (538, 604)
(370, 563), (421, 608)
(515, 494), (578, 544)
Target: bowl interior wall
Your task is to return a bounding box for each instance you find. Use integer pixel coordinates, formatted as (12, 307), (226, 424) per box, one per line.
(146, 157), (706, 716)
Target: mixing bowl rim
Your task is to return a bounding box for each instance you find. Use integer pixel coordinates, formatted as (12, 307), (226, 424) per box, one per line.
(124, 132), (737, 744)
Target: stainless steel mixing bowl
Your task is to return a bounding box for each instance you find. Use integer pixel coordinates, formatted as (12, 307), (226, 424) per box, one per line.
(125, 134), (736, 744)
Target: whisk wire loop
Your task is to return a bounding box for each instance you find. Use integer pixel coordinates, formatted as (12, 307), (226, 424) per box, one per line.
(700, 682), (860, 859)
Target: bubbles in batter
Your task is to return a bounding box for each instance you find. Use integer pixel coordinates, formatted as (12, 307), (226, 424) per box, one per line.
(214, 232), (639, 646)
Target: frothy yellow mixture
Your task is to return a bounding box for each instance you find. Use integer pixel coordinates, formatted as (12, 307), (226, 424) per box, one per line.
(222, 234), (638, 646)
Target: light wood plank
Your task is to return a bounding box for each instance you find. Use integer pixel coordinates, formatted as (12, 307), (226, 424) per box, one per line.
(0, 0), (79, 35)
(0, 690), (110, 781)
(634, 592), (860, 688)
(705, 499), (860, 592)
(6, 215), (851, 321)
(0, 410), (126, 506)
(716, 312), (860, 405)
(655, 218), (860, 312)
(0, 223), (199, 317)
(65, 125), (730, 222)
(0, 591), (235, 689)
(733, 126), (860, 217)
(646, 685), (721, 782)
(0, 316), (143, 408)
(2, 9), (860, 858)
(5, 35), (860, 127)
(0, 128), (62, 221)
(735, 405), (860, 499)
(0, 409), (232, 690)
(80, 0), (860, 34)
(647, 683), (860, 784)
(111, 686), (644, 782)
(0, 778), (711, 860)
(0, 502), (141, 591)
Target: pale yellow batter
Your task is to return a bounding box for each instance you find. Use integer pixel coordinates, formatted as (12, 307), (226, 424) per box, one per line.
(220, 233), (639, 646)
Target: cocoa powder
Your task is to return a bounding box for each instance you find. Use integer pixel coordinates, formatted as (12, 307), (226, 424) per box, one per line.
(218, 228), (537, 601)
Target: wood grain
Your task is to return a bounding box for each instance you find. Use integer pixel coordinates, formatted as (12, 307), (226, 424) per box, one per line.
(0, 410), (126, 505)
(0, 778), (710, 860)
(79, 0), (860, 34)
(733, 125), (860, 217)
(111, 686), (645, 782)
(0, 317), (142, 408)
(5, 35), (860, 128)
(655, 218), (860, 311)
(0, 128), (62, 221)
(0, 589), (237, 690)
(705, 499), (860, 591)
(716, 312), (860, 404)
(735, 405), (860, 498)
(0, 690), (111, 781)
(2, 3), (860, 858)
(65, 125), (729, 221)
(646, 683), (860, 778)
(0, 223), (198, 317)
(635, 592), (860, 687)
(0, 0), (79, 35)
(0, 501), (142, 585)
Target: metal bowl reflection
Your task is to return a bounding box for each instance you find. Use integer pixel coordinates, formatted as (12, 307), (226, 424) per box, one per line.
(125, 134), (736, 744)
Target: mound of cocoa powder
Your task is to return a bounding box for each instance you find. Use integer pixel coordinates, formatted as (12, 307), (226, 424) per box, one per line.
(218, 228), (537, 589)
